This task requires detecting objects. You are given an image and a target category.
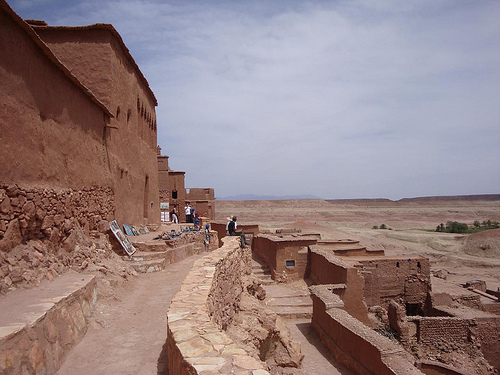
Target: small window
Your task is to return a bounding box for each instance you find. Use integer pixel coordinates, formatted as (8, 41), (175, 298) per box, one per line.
(172, 190), (177, 199)
(417, 261), (421, 269)
(127, 109), (131, 123)
(285, 260), (295, 267)
(396, 262), (400, 268)
(116, 106), (121, 119)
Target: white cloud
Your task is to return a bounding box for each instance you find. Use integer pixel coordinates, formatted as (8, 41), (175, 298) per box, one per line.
(8, 0), (500, 199)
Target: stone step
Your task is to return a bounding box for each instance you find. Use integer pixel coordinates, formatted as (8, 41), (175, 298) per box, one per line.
(266, 296), (313, 307)
(123, 250), (170, 262)
(128, 258), (168, 273)
(271, 305), (313, 319)
(253, 268), (271, 275)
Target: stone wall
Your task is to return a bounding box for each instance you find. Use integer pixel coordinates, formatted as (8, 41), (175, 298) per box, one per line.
(0, 273), (97, 374)
(167, 236), (270, 374)
(310, 285), (425, 375)
(0, 184), (114, 250)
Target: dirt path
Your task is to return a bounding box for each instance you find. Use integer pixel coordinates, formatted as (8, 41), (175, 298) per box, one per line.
(56, 254), (203, 375)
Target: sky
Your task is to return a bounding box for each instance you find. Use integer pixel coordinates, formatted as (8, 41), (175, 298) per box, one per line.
(9, 0), (500, 200)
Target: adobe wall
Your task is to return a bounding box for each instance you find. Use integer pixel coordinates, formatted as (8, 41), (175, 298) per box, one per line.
(169, 172), (186, 222)
(310, 286), (424, 375)
(309, 247), (370, 325)
(158, 155), (170, 204)
(33, 26), (160, 226)
(359, 257), (431, 309)
(252, 234), (317, 282)
(166, 237), (269, 374)
(0, 7), (111, 191)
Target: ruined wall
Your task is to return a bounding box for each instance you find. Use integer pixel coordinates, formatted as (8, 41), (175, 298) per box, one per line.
(360, 257), (431, 310)
(310, 287), (424, 375)
(473, 317), (500, 370)
(406, 316), (499, 373)
(166, 237), (269, 374)
(33, 26), (160, 226)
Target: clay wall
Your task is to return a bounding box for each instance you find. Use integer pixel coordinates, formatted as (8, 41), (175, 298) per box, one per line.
(186, 188), (214, 201)
(0, 7), (112, 191)
(33, 25), (160, 226)
(359, 257), (431, 309)
(168, 172), (186, 222)
(310, 287), (424, 375)
(309, 248), (370, 325)
(252, 234), (317, 282)
(158, 155), (170, 204)
(166, 236), (269, 374)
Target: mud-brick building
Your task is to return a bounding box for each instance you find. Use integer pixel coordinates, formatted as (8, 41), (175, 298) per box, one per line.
(157, 147), (215, 222)
(0, 0), (159, 248)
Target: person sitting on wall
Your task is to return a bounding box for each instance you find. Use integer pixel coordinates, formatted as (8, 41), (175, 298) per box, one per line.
(227, 216), (247, 248)
(171, 207), (178, 224)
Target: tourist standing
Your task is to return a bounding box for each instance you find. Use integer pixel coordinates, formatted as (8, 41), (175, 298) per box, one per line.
(171, 207), (178, 224)
(185, 204), (192, 223)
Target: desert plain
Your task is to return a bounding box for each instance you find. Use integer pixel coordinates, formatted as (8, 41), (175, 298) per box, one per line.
(216, 198), (500, 289)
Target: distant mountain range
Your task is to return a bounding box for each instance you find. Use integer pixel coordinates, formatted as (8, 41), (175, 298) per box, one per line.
(217, 194), (323, 201)
(217, 194), (500, 202)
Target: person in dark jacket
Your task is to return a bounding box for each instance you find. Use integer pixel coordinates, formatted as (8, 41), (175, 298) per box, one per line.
(227, 216), (247, 248)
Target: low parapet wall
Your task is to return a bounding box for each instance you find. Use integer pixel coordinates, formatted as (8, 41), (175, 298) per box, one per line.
(0, 272), (97, 374)
(166, 236), (270, 374)
(310, 285), (424, 375)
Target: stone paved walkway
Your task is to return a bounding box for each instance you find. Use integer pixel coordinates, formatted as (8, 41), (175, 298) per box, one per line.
(55, 252), (350, 374)
(56, 254), (204, 375)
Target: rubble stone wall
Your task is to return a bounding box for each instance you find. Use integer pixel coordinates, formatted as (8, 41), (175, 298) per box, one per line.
(310, 290), (425, 375)
(414, 317), (470, 346)
(0, 184), (114, 250)
(166, 236), (269, 374)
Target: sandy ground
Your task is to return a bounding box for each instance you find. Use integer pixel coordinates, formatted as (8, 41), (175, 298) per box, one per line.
(217, 199), (500, 290)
